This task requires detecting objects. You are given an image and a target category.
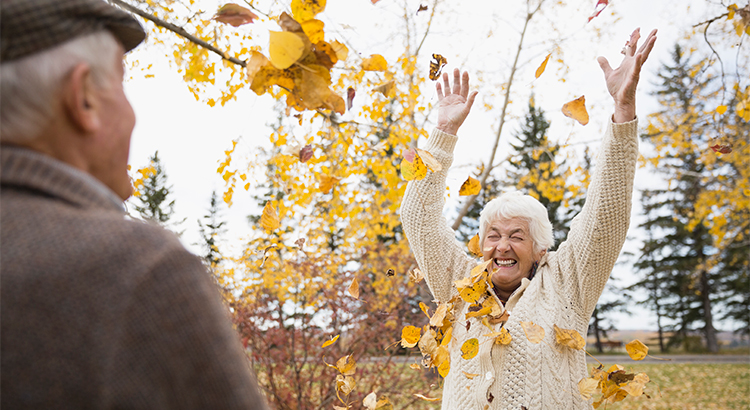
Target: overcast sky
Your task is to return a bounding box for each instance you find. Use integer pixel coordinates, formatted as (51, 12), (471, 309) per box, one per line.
(122, 0), (727, 330)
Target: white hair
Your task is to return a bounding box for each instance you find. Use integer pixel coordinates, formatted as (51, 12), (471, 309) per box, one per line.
(478, 191), (554, 254)
(0, 31), (121, 143)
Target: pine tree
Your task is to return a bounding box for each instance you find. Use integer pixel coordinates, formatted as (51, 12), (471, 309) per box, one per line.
(197, 190), (227, 269)
(131, 151), (184, 233)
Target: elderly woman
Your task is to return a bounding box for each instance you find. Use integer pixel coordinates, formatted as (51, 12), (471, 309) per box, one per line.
(400, 28), (657, 409)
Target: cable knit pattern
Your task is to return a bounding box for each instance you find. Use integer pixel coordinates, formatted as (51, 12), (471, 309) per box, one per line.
(400, 118), (639, 410)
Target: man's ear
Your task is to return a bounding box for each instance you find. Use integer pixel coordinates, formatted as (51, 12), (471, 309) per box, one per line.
(63, 63), (100, 133)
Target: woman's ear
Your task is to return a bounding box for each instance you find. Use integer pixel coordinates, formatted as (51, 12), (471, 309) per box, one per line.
(62, 63), (100, 133)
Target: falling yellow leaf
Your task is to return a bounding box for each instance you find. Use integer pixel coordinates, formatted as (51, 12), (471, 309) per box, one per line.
(401, 152), (427, 181)
(418, 301), (430, 318)
(348, 278), (360, 299)
(415, 148), (442, 172)
(260, 201), (280, 232)
(562, 96), (589, 126)
(373, 80), (396, 97)
(459, 176), (481, 196)
(553, 324), (585, 350)
(437, 358), (450, 378)
(409, 363), (421, 370)
(460, 338), (479, 359)
(626, 339), (648, 360)
(462, 371), (479, 379)
(414, 393), (441, 402)
(291, 0), (326, 21)
(268, 31), (307, 69)
(319, 175), (341, 194)
(578, 377), (599, 400)
(535, 53), (552, 78)
(336, 374), (356, 395)
(520, 321), (545, 344)
(496, 327), (512, 345)
(429, 303), (449, 327)
(246, 51), (270, 84)
(457, 278), (487, 305)
(322, 334), (340, 348)
(465, 304), (491, 319)
(468, 234), (483, 257)
(401, 325), (421, 348)
(361, 54), (388, 71)
(418, 329), (438, 356)
(300, 19), (325, 44)
(433, 345), (450, 367)
(336, 354), (356, 375)
(716, 105), (728, 115)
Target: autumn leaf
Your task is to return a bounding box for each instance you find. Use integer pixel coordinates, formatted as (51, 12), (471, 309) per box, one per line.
(460, 338), (479, 359)
(709, 137), (733, 154)
(416, 148), (442, 172)
(336, 374), (356, 395)
(578, 377), (599, 400)
(322, 334), (340, 348)
(418, 301), (430, 318)
(300, 19), (325, 43)
(429, 303), (449, 327)
(362, 54), (388, 71)
(716, 105), (728, 114)
(520, 321), (545, 344)
(414, 393), (441, 402)
(437, 359), (450, 378)
(213, 3), (258, 27)
(462, 371), (479, 379)
(562, 96), (589, 125)
(459, 176), (481, 196)
(291, 0), (326, 22)
(535, 53), (551, 78)
(418, 329), (438, 356)
(467, 233), (483, 257)
(417, 4), (428, 14)
(373, 80), (395, 97)
(625, 339), (648, 360)
(553, 324), (585, 350)
(496, 327), (512, 345)
(246, 51), (270, 84)
(336, 354), (356, 375)
(299, 144), (314, 162)
(319, 175), (341, 194)
(409, 363), (421, 370)
(346, 87), (356, 110)
(348, 278), (360, 299)
(268, 31), (306, 69)
(400, 149), (427, 181)
(587, 0), (609, 22)
(409, 268), (424, 283)
(260, 201), (280, 232)
(456, 278), (487, 304)
(401, 325), (421, 348)
(429, 53), (447, 81)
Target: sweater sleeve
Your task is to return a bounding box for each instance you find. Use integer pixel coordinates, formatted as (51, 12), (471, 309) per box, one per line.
(399, 129), (478, 303)
(554, 117), (639, 318)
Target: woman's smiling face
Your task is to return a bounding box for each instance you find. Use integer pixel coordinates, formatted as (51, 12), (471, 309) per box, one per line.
(482, 217), (545, 298)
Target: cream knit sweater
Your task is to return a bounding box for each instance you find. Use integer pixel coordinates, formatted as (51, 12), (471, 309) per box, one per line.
(400, 118), (638, 410)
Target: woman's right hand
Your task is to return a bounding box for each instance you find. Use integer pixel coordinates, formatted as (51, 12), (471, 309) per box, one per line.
(435, 68), (478, 136)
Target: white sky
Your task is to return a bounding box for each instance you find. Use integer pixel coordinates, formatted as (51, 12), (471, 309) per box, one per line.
(122, 0), (730, 331)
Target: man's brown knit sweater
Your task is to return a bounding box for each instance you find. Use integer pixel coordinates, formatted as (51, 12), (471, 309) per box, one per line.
(1, 146), (268, 409)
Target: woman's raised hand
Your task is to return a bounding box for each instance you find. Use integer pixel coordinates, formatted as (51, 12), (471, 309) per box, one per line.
(435, 68), (478, 136)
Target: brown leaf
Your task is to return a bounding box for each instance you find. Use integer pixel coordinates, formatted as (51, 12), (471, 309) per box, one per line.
(348, 278), (360, 299)
(213, 3), (258, 27)
(416, 4), (428, 14)
(373, 80), (396, 97)
(429, 53), (447, 81)
(587, 0), (609, 22)
(299, 144), (314, 162)
(346, 87), (356, 110)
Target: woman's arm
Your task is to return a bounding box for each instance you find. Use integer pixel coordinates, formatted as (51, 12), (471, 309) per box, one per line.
(400, 70), (478, 302)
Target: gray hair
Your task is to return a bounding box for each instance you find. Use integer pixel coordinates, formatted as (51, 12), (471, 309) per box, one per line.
(478, 191), (554, 254)
(0, 31), (121, 143)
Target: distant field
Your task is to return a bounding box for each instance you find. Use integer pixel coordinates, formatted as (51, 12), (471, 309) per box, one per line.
(387, 363), (750, 410)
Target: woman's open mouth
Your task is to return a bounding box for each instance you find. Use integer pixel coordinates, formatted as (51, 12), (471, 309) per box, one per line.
(493, 258), (517, 268)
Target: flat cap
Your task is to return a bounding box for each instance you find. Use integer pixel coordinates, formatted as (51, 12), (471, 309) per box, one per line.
(1, 0), (146, 62)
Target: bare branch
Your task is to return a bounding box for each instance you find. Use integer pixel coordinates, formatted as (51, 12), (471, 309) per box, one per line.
(109, 0), (247, 68)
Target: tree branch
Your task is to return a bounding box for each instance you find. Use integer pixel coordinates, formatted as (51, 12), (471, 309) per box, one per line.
(109, 0), (246, 67)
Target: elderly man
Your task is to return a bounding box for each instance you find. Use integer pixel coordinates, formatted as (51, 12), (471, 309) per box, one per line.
(400, 29), (656, 409)
(0, 0), (268, 408)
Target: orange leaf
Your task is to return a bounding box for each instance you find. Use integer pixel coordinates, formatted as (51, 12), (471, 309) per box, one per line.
(467, 233), (483, 257)
(213, 3), (258, 27)
(459, 176), (481, 196)
(260, 201), (280, 232)
(401, 325), (421, 348)
(429, 53), (447, 81)
(246, 51), (270, 84)
(553, 324), (585, 350)
(336, 354), (356, 375)
(495, 327), (512, 345)
(625, 339), (648, 360)
(300, 19), (325, 43)
(291, 0), (326, 22)
(319, 175), (341, 194)
(535, 53), (551, 78)
(348, 278), (360, 299)
(362, 54), (387, 71)
(460, 338), (479, 359)
(520, 321), (545, 344)
(562, 96), (589, 125)
(322, 334), (340, 348)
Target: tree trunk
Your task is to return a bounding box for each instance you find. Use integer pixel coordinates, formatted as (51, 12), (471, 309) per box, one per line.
(700, 270), (719, 353)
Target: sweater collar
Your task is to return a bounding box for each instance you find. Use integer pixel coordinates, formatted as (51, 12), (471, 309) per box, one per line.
(1, 146), (125, 212)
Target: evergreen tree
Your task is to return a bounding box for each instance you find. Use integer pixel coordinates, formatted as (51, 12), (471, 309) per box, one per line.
(197, 190), (227, 269)
(633, 44), (724, 352)
(131, 151), (184, 233)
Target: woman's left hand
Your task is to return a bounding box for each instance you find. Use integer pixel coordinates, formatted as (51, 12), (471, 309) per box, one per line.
(597, 28), (657, 123)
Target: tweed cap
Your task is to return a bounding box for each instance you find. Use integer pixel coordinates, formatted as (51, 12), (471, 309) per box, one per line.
(1, 0), (146, 62)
